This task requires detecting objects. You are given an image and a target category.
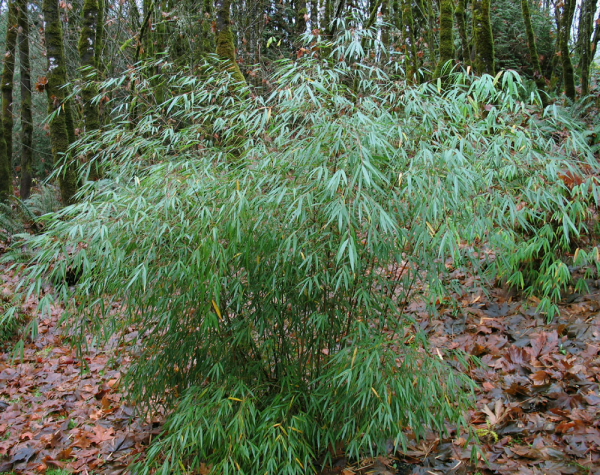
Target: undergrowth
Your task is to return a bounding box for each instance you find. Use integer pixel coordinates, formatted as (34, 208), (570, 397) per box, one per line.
(17, 29), (600, 474)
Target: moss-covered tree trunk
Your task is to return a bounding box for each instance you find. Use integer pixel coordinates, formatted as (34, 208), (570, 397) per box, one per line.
(0, 99), (9, 201)
(216, 0), (245, 84)
(200, 0), (214, 54)
(297, 0), (308, 36)
(79, 0), (100, 133)
(79, 0), (101, 180)
(43, 0), (78, 204)
(472, 0), (495, 75)
(578, 0), (597, 97)
(18, 0), (33, 200)
(310, 0), (318, 30)
(455, 0), (470, 63)
(435, 0), (455, 77)
(559, 0), (576, 100)
(2, 0), (18, 177)
(402, 0), (419, 83)
(521, 0), (547, 106)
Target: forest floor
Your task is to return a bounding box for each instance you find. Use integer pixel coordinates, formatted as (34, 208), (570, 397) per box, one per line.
(0, 256), (599, 475)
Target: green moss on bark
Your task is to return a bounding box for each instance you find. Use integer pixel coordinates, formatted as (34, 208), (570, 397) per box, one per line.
(44, 0), (78, 204)
(455, 0), (469, 63)
(216, 0), (245, 84)
(521, 0), (547, 107)
(559, 0), (576, 100)
(435, 0), (455, 78)
(472, 0), (495, 75)
(18, 0), (33, 199)
(0, 98), (10, 202)
(2, 0), (18, 175)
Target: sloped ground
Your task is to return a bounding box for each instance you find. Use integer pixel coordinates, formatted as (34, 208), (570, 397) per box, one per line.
(1, 259), (599, 475)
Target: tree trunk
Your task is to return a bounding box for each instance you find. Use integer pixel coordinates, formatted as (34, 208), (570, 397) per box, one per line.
(18, 0), (33, 200)
(79, 0), (100, 133)
(216, 0), (246, 83)
(578, 0), (597, 96)
(2, 0), (18, 176)
(43, 0), (78, 204)
(297, 0), (308, 36)
(455, 0), (470, 63)
(311, 0), (318, 30)
(402, 0), (419, 82)
(472, 0), (495, 75)
(0, 107), (9, 201)
(559, 0), (576, 100)
(521, 0), (547, 106)
(435, 0), (455, 77)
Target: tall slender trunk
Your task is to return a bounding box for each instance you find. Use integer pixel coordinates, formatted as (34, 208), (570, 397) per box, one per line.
(559, 0), (576, 100)
(201, 0), (214, 54)
(297, 0), (308, 36)
(380, 0), (390, 49)
(79, 0), (100, 133)
(2, 0), (18, 175)
(43, 0), (78, 204)
(216, 0), (245, 83)
(0, 103), (9, 201)
(402, 0), (419, 82)
(472, 0), (495, 74)
(455, 0), (469, 63)
(435, 0), (455, 77)
(578, 0), (597, 96)
(521, 0), (547, 106)
(310, 0), (318, 30)
(79, 0), (100, 180)
(18, 0), (33, 199)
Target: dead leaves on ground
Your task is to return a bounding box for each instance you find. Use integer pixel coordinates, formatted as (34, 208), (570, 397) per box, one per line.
(0, 265), (160, 474)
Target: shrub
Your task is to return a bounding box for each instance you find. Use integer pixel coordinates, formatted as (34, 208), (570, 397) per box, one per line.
(22, 38), (599, 472)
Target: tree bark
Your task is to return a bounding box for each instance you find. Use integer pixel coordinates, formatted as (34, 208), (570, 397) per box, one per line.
(521, 0), (547, 106)
(402, 0), (419, 82)
(18, 0), (33, 199)
(43, 0), (78, 204)
(559, 0), (576, 100)
(216, 0), (246, 83)
(578, 0), (597, 96)
(79, 0), (101, 133)
(2, 0), (18, 175)
(435, 0), (455, 77)
(472, 0), (495, 75)
(0, 103), (9, 201)
(297, 0), (308, 36)
(455, 0), (470, 63)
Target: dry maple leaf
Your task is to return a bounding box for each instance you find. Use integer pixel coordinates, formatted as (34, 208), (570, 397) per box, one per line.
(90, 425), (115, 445)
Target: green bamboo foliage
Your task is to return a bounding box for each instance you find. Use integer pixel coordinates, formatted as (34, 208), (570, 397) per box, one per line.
(22, 32), (600, 472)
(435, 0), (455, 77)
(2, 0), (18, 174)
(43, 0), (78, 204)
(18, 0), (33, 200)
(216, 0), (246, 83)
(472, 0), (495, 74)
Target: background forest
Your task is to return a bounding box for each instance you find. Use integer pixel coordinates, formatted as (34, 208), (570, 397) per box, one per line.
(0, 0), (600, 474)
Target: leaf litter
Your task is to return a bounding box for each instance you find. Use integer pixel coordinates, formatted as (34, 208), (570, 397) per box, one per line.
(1, 255), (599, 475)
(0, 263), (162, 475)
